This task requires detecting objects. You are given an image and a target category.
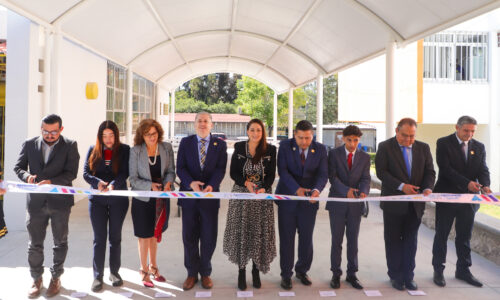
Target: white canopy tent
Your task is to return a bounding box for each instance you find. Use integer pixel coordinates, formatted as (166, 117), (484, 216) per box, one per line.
(2, 0), (500, 139)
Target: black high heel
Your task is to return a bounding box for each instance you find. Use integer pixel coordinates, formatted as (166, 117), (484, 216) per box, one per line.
(238, 268), (247, 290)
(252, 262), (261, 288)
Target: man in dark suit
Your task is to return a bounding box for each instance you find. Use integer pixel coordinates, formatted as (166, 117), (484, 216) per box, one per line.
(327, 125), (370, 290)
(14, 114), (80, 298)
(375, 118), (435, 291)
(176, 112), (227, 290)
(275, 120), (328, 290)
(432, 116), (491, 288)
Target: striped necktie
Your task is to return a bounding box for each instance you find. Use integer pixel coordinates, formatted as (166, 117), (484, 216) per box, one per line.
(200, 139), (207, 169)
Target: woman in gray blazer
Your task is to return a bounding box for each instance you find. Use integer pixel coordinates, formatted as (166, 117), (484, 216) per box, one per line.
(129, 119), (175, 287)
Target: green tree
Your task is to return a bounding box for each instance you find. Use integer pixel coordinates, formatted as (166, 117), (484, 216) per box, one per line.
(182, 73), (241, 105)
(323, 75), (338, 124)
(174, 90), (208, 112)
(235, 76), (310, 132)
(235, 76), (276, 129)
(189, 74), (217, 104)
(299, 75), (338, 124)
(207, 101), (237, 114)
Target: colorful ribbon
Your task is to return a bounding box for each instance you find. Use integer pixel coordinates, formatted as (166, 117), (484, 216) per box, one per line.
(2, 181), (499, 206)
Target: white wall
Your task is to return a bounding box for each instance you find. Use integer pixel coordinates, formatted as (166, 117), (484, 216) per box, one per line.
(4, 11), (42, 230)
(0, 7), (6, 39)
(423, 83), (490, 124)
(58, 38), (107, 190)
(338, 43), (419, 125)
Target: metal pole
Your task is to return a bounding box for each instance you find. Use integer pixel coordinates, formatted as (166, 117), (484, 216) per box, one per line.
(273, 92), (278, 141)
(288, 88), (294, 138)
(126, 68), (133, 144)
(165, 91), (170, 139)
(170, 89), (176, 138)
(386, 41), (396, 139)
(316, 74), (323, 143)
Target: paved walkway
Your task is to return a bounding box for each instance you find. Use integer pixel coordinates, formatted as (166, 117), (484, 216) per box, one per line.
(1, 175), (499, 299)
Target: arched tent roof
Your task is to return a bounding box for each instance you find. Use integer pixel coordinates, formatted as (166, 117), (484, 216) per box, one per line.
(3, 0), (500, 93)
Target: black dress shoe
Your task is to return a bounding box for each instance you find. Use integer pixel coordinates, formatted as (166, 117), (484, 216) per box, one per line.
(280, 277), (292, 290)
(295, 272), (312, 286)
(405, 280), (418, 291)
(455, 272), (483, 287)
(109, 273), (123, 287)
(330, 275), (340, 289)
(433, 271), (446, 287)
(91, 278), (103, 292)
(390, 279), (405, 291)
(346, 275), (363, 289)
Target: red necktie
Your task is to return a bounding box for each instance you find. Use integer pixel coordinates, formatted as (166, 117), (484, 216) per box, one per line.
(300, 151), (305, 165)
(347, 152), (353, 170)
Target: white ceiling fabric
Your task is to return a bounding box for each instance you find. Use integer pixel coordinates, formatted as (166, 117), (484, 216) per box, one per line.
(3, 0), (500, 93)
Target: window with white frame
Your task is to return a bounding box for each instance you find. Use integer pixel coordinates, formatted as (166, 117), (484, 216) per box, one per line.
(132, 74), (155, 131)
(106, 62), (127, 135)
(423, 32), (488, 82)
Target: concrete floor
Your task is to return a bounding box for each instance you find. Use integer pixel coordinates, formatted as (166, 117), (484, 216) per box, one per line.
(1, 166), (499, 299)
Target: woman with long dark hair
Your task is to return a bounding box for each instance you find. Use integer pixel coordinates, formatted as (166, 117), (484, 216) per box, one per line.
(223, 118), (277, 290)
(83, 120), (130, 292)
(129, 119), (175, 288)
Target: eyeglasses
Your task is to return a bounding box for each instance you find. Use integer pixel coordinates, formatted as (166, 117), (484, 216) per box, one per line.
(42, 130), (60, 136)
(144, 132), (158, 138)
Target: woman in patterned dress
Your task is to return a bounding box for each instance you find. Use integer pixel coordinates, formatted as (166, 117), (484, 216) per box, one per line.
(223, 118), (277, 290)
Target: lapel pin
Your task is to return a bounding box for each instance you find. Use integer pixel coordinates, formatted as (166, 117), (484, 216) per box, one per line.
(311, 149), (315, 153)
(214, 142), (217, 146)
(470, 150), (474, 155)
(293, 147), (296, 151)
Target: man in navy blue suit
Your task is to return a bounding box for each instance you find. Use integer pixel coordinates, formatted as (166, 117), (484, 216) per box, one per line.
(327, 125), (370, 290)
(176, 112), (227, 290)
(275, 120), (328, 290)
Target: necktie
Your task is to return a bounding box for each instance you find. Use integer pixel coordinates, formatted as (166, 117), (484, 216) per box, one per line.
(347, 152), (353, 170)
(200, 139), (207, 169)
(401, 146), (411, 179)
(461, 142), (468, 162)
(300, 150), (305, 165)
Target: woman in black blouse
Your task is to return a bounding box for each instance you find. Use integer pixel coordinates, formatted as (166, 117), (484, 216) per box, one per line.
(223, 118), (277, 290)
(83, 121), (130, 292)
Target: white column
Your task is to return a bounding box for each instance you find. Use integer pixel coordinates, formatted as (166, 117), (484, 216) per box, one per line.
(386, 41), (396, 140)
(4, 11), (40, 230)
(316, 74), (323, 143)
(488, 31), (499, 191)
(50, 25), (62, 114)
(170, 90), (175, 138)
(126, 68), (133, 144)
(273, 92), (278, 141)
(288, 88), (294, 138)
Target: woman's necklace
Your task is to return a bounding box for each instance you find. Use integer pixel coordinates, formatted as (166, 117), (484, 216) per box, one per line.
(148, 144), (158, 165)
